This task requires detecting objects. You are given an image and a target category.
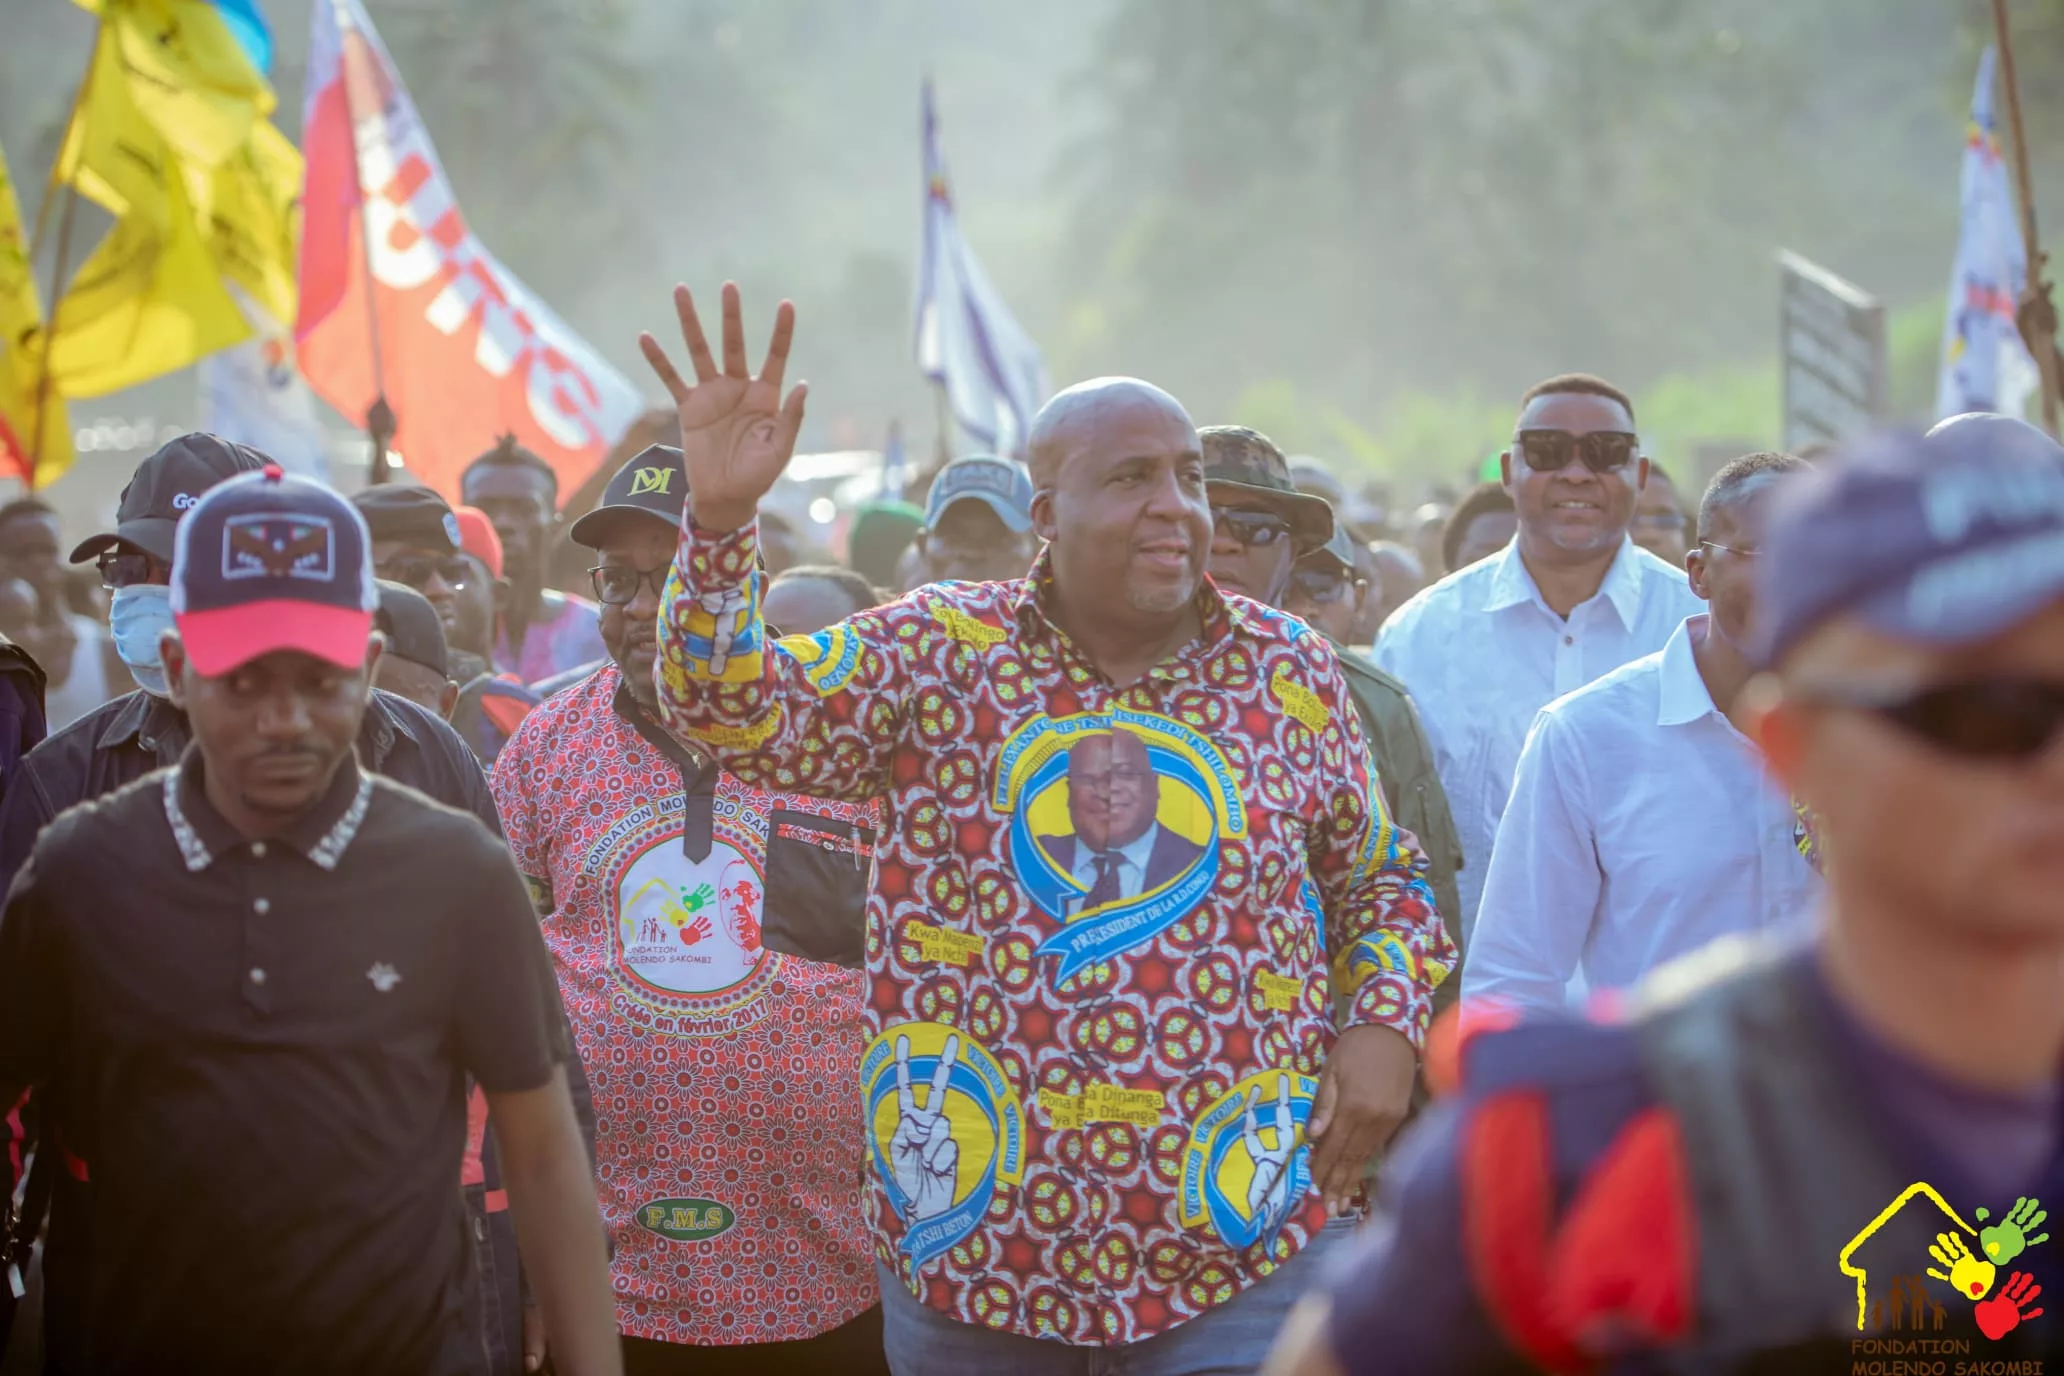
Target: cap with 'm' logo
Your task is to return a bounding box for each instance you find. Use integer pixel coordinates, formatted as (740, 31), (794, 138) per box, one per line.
(570, 445), (688, 549)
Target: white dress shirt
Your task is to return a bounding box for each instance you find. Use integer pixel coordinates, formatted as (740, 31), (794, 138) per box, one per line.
(1462, 615), (1823, 1010)
(1065, 822), (1161, 915)
(1374, 537), (1703, 939)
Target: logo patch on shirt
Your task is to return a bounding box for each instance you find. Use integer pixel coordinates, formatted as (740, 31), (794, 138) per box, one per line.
(862, 1022), (1025, 1273)
(993, 710), (1246, 983)
(636, 1197), (735, 1242)
(1179, 1068), (1317, 1254)
(930, 604), (1006, 648)
(367, 962), (401, 992)
(1268, 665), (1330, 734)
(776, 625), (863, 696)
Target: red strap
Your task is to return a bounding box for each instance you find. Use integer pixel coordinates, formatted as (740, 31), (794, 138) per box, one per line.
(1462, 1091), (1594, 1375)
(3, 1087), (26, 1192)
(480, 690), (533, 738)
(461, 1085), (489, 1188)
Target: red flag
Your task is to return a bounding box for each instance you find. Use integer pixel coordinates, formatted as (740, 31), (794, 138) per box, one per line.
(294, 0), (641, 502)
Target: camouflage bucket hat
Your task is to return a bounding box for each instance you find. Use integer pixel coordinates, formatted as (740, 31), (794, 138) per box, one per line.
(1198, 425), (1336, 550)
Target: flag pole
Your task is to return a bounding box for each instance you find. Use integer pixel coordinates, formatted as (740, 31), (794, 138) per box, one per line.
(26, 14), (105, 482)
(1993, 0), (2062, 437)
(932, 380), (953, 468)
(333, 0), (394, 484)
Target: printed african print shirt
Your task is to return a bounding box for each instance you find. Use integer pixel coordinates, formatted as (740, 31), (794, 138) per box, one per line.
(494, 589), (608, 687)
(654, 522), (1456, 1346)
(491, 666), (879, 1346)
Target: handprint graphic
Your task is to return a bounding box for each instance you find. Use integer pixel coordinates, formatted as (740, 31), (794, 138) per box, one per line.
(1927, 1230), (1997, 1300)
(891, 1033), (961, 1220)
(1975, 1271), (2044, 1340)
(1978, 1197), (2050, 1268)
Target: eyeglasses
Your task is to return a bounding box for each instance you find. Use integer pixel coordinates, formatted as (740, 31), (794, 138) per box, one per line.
(96, 550), (166, 589)
(376, 554), (472, 591)
(1516, 429), (1639, 474)
(589, 564), (671, 606)
(1290, 566), (1361, 605)
(1794, 676), (2064, 762)
(1212, 508), (1294, 548)
(1699, 540), (1759, 558)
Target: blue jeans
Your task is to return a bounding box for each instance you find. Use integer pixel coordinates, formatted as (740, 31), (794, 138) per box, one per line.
(879, 1218), (1355, 1376)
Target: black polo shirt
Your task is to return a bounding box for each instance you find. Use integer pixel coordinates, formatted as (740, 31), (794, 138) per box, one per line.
(0, 752), (571, 1375)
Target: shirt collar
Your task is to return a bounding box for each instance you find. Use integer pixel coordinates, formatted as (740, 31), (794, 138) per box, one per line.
(163, 748), (375, 873)
(1655, 614), (1718, 727)
(1480, 536), (1646, 627)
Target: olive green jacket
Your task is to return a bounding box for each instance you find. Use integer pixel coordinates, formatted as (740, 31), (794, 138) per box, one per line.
(1331, 638), (1466, 1005)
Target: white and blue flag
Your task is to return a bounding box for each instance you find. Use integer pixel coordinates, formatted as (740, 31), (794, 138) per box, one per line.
(1936, 45), (2040, 421)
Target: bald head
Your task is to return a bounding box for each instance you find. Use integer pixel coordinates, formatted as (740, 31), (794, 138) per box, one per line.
(1925, 411), (2064, 465)
(1027, 377), (1197, 489)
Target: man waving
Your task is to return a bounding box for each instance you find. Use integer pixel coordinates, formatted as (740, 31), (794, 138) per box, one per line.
(639, 284), (1452, 1375)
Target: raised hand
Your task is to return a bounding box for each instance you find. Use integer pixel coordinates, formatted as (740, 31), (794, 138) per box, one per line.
(1979, 1197), (2050, 1268)
(638, 283), (807, 533)
(1975, 1271), (2044, 1341)
(890, 1034), (962, 1220)
(1927, 1230), (1997, 1300)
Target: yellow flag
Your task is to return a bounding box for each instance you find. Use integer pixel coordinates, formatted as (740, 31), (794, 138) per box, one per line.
(48, 168), (247, 399)
(47, 0), (296, 397)
(0, 145), (75, 488)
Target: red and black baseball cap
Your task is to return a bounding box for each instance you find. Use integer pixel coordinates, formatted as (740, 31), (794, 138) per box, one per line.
(169, 466), (379, 677)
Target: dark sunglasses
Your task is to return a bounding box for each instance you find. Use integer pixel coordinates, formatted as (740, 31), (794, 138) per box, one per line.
(1290, 566), (1360, 605)
(590, 564), (671, 607)
(1212, 508), (1294, 548)
(1516, 429), (1640, 474)
(1797, 677), (2064, 762)
(96, 549), (166, 589)
(377, 554), (472, 591)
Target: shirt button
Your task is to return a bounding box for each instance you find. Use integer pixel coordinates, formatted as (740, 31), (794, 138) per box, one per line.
(250, 842), (267, 859)
(249, 968), (266, 984)
(253, 897), (271, 915)
(1563, 635), (1575, 646)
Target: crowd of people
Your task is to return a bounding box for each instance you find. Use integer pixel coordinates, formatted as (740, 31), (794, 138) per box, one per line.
(0, 278), (2054, 1376)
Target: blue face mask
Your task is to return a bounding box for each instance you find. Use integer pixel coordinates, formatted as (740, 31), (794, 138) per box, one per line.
(109, 584), (176, 697)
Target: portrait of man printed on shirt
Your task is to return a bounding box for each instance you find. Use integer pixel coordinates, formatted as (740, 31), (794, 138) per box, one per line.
(1034, 728), (1207, 917)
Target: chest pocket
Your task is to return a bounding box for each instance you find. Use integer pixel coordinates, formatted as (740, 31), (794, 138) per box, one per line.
(759, 809), (876, 969)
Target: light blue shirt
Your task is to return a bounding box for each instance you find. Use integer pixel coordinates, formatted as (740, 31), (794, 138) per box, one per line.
(1374, 537), (1704, 940)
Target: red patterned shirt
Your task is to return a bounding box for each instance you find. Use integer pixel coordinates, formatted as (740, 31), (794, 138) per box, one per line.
(491, 666), (878, 1346)
(655, 525), (1456, 1346)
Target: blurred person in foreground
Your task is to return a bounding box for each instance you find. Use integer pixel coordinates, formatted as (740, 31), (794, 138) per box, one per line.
(763, 564), (880, 637)
(638, 284), (1452, 1374)
(1267, 419), (2064, 1372)
(462, 435), (606, 686)
(1282, 523), (1464, 982)
(492, 443), (886, 1375)
(0, 468), (619, 1375)
(909, 454), (1040, 587)
(1633, 460), (1692, 567)
(1465, 453), (1822, 1011)
(1440, 483), (1516, 575)
(1375, 375), (1700, 943)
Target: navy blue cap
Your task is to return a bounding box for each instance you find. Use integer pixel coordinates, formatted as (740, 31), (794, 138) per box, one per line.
(170, 466), (378, 677)
(70, 432), (271, 565)
(1754, 423), (2064, 667)
(924, 455), (1034, 534)
(374, 579), (450, 678)
(569, 445), (686, 549)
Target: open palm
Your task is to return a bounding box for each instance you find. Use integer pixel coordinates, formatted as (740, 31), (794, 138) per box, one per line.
(638, 282), (807, 532)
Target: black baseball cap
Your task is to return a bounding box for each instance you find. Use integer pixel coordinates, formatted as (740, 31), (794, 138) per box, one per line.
(351, 484), (463, 553)
(1753, 422), (2064, 668)
(373, 580), (450, 678)
(70, 432), (272, 565)
(170, 466), (379, 677)
(569, 445), (687, 549)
